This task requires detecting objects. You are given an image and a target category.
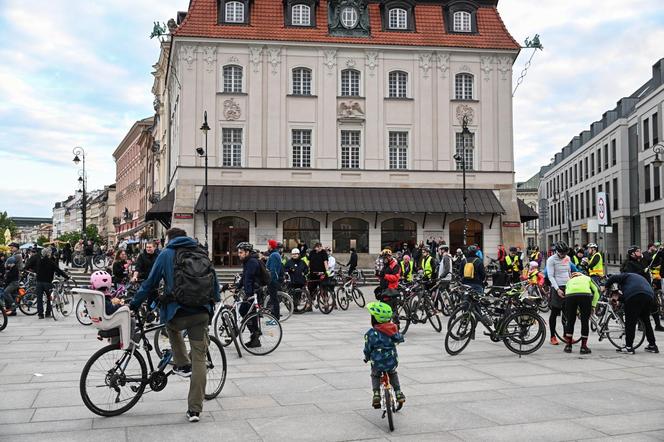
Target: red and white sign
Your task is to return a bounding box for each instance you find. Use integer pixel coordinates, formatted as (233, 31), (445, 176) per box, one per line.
(597, 192), (608, 226)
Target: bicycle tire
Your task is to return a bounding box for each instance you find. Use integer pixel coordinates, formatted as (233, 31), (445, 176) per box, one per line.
(153, 328), (174, 358)
(292, 288), (311, 313)
(395, 302), (410, 335)
(426, 303), (443, 333)
(75, 298), (92, 326)
(0, 307), (7, 331)
(501, 310), (546, 356)
(213, 309), (231, 346)
(445, 314), (475, 356)
(225, 313), (243, 358)
(336, 287), (350, 311)
(240, 310), (282, 356)
(72, 254), (86, 268)
(93, 255), (106, 269)
(606, 316), (646, 350)
(555, 312), (582, 344)
(205, 335), (227, 399)
(353, 288), (366, 308)
(317, 287), (334, 314)
(79, 344), (147, 417)
(385, 387), (395, 432)
(278, 291), (294, 322)
(18, 292), (38, 316)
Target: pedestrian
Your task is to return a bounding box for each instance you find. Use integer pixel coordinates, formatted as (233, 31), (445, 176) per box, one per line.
(375, 249), (400, 313)
(562, 272), (599, 354)
(400, 254), (414, 283)
(346, 247), (358, 276)
(438, 245), (453, 285)
(461, 245), (485, 294)
(307, 242), (328, 297)
(130, 227), (220, 423)
(62, 242), (72, 267)
(33, 248), (70, 318)
(621, 246), (664, 332)
(285, 248), (308, 308)
(266, 239), (283, 319)
(497, 244), (506, 263)
(502, 247), (523, 284)
(546, 241), (572, 346)
(83, 240), (94, 273)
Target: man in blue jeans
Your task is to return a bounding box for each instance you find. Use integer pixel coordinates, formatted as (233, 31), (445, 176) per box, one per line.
(266, 240), (283, 319)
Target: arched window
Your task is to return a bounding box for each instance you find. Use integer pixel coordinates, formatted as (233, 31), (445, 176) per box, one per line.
(283, 217), (320, 250)
(388, 70), (408, 98)
(388, 8), (407, 29)
(223, 65), (243, 93)
(225, 1), (245, 23)
(212, 216), (249, 266)
(292, 67), (312, 95)
(333, 218), (369, 253)
(455, 73), (473, 100)
(449, 219), (483, 252)
(453, 11), (471, 32)
(292, 4), (311, 26)
(381, 218), (416, 252)
(340, 69), (360, 97)
(455, 131), (474, 171)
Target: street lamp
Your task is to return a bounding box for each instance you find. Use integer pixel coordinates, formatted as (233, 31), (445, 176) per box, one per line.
(453, 115), (471, 248)
(73, 147), (87, 237)
(551, 190), (562, 241)
(198, 111), (211, 253)
(653, 142), (664, 168)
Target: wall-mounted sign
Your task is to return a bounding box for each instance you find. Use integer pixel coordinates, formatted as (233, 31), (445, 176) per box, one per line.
(502, 221), (521, 228)
(174, 213), (193, 220)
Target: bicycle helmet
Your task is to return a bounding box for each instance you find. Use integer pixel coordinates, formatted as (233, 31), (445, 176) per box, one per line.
(381, 248), (393, 257)
(529, 261), (539, 268)
(366, 301), (393, 323)
(553, 241), (569, 254)
(90, 270), (112, 292)
(467, 245), (478, 254)
(509, 246), (518, 253)
(236, 242), (253, 251)
(571, 272), (583, 278)
(627, 245), (639, 257)
(291, 248), (300, 255)
(587, 243), (598, 249)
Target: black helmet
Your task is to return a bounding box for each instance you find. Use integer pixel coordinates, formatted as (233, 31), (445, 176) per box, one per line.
(627, 245), (639, 257)
(236, 242), (253, 251)
(553, 241), (569, 253)
(509, 246), (518, 253)
(467, 245), (478, 254)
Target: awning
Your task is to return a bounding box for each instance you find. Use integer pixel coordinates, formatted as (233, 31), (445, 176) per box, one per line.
(518, 198), (539, 222)
(117, 222), (149, 239)
(195, 186), (505, 214)
(145, 190), (175, 228)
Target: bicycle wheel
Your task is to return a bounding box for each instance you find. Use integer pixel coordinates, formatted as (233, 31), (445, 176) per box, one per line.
(445, 314), (475, 356)
(240, 310), (282, 356)
(205, 335), (227, 399)
(336, 287), (350, 311)
(425, 300), (442, 333)
(79, 344), (147, 417)
(93, 255), (106, 269)
(384, 386), (395, 432)
(501, 310), (546, 355)
(292, 288), (310, 314)
(555, 311), (582, 344)
(76, 298), (92, 326)
(18, 292), (38, 316)
(395, 302), (410, 335)
(606, 315), (646, 350)
(317, 287), (334, 314)
(0, 307), (7, 331)
(73, 254), (86, 267)
(153, 327), (178, 358)
(353, 288), (366, 308)
(278, 291), (294, 322)
(440, 291), (453, 316)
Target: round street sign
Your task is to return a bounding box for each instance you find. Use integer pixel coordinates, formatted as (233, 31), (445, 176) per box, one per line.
(598, 199), (605, 220)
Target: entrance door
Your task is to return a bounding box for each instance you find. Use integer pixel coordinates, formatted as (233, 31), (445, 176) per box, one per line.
(213, 217), (249, 266)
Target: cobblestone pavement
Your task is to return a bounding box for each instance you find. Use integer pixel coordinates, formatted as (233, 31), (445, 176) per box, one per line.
(2, 291), (664, 441)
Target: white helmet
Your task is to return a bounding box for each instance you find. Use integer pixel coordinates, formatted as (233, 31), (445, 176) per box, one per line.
(587, 243), (598, 249)
(291, 248), (300, 255)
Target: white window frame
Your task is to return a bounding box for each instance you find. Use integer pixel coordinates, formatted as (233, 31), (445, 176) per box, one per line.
(341, 7), (359, 28)
(388, 8), (407, 30)
(222, 65), (243, 93)
(292, 4), (311, 26)
(454, 73), (474, 100)
(340, 69), (361, 97)
(455, 131), (475, 171)
(292, 67), (313, 95)
(387, 70), (408, 98)
(387, 130), (409, 170)
(225, 1), (245, 23)
(221, 126), (244, 167)
(453, 11), (471, 32)
(291, 128), (313, 168)
(339, 128), (363, 169)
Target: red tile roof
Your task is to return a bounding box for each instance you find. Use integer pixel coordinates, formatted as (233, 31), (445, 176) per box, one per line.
(175, 0), (521, 51)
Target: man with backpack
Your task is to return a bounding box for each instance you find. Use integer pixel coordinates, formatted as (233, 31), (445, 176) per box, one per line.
(130, 227), (220, 423)
(461, 245), (485, 294)
(266, 240), (283, 319)
(236, 241), (271, 346)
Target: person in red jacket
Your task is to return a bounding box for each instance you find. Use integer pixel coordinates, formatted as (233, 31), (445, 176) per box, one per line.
(497, 244), (506, 263)
(375, 249), (401, 316)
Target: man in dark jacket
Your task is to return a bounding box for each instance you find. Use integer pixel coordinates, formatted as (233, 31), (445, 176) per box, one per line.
(236, 241), (264, 347)
(132, 242), (159, 282)
(347, 248), (358, 276)
(621, 246), (664, 331)
(130, 227), (220, 423)
(462, 245), (485, 294)
(266, 239), (283, 319)
(285, 248), (308, 310)
(83, 240), (95, 273)
(30, 248), (70, 318)
(605, 272), (658, 354)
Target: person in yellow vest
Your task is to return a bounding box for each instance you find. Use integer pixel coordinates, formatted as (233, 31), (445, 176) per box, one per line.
(501, 247), (522, 284)
(400, 255), (414, 282)
(586, 243), (604, 288)
(418, 248), (435, 280)
(563, 272), (600, 354)
(647, 244), (663, 288)
(572, 248), (585, 268)
(529, 247), (542, 267)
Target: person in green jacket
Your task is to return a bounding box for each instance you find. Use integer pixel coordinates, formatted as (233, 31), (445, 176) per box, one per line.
(563, 272), (599, 354)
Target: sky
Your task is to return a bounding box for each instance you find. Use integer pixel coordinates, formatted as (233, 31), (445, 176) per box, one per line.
(1, 0), (663, 217)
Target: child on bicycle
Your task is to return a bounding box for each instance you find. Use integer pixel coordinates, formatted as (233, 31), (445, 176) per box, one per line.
(90, 270), (124, 315)
(364, 301), (405, 409)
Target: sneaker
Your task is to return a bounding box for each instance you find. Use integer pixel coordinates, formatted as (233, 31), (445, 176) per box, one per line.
(173, 365), (192, 378)
(580, 346), (591, 355)
(550, 336), (559, 345)
(245, 336), (262, 348)
(395, 390), (406, 404)
(45, 311), (52, 318)
(645, 344), (660, 353)
(564, 344), (572, 353)
(186, 410), (200, 423)
(617, 346), (635, 354)
(372, 392), (381, 409)
(655, 326), (664, 332)
(38, 314), (44, 319)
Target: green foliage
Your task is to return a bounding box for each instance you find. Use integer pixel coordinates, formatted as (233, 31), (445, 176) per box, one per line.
(0, 211), (18, 245)
(36, 235), (49, 246)
(56, 224), (101, 246)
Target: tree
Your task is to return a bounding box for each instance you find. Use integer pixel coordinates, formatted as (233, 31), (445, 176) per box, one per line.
(57, 224), (101, 246)
(0, 211), (17, 245)
(36, 235), (49, 246)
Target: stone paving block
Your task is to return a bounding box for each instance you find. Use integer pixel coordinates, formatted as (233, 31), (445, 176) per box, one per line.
(407, 378), (514, 395)
(233, 373), (329, 396)
(548, 390), (664, 416)
(0, 428), (125, 442)
(249, 411), (384, 441)
(272, 387), (369, 406)
(0, 390), (39, 410)
(0, 409), (34, 424)
(388, 432), (462, 441)
(212, 403), (322, 420)
(399, 365), (491, 384)
(0, 419), (93, 436)
(126, 420), (260, 441)
(450, 420), (606, 441)
(573, 410), (664, 435)
(92, 411), (215, 429)
(31, 405), (97, 422)
(218, 394), (281, 410)
(470, 361), (558, 377)
(32, 387), (85, 407)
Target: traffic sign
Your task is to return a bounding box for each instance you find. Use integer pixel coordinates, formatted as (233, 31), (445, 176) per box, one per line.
(597, 192), (608, 226)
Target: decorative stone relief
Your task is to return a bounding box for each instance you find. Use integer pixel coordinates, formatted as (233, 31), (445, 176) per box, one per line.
(456, 104), (474, 125)
(223, 99), (241, 120)
(365, 51), (378, 76)
(324, 49), (337, 75)
(435, 52), (450, 78)
(267, 48), (281, 74)
(180, 45), (195, 69)
(228, 55), (239, 64)
(249, 46), (263, 72)
(419, 53), (433, 78)
(345, 58), (356, 69)
(480, 56), (493, 81)
(202, 46), (217, 72)
(459, 65), (472, 74)
(338, 100), (365, 119)
(497, 56), (512, 80)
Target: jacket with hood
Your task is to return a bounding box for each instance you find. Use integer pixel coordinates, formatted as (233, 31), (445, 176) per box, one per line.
(379, 258), (401, 290)
(363, 322), (404, 372)
(134, 249), (160, 281)
(130, 236), (221, 324)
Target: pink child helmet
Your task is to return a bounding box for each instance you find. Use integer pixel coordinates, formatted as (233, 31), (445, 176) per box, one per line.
(90, 271), (112, 292)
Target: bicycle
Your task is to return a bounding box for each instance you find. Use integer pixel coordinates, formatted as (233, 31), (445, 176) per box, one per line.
(308, 272), (336, 314)
(376, 370), (403, 432)
(77, 289), (226, 417)
(50, 275), (77, 320)
(0, 292), (7, 331)
(335, 274), (366, 310)
(93, 252), (113, 269)
(263, 289), (294, 322)
(72, 251), (86, 268)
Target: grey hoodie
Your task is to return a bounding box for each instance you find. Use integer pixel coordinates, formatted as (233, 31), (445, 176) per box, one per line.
(546, 253), (571, 290)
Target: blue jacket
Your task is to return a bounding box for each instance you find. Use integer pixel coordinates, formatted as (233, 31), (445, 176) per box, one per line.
(130, 236), (220, 323)
(267, 250), (283, 283)
(239, 255), (261, 296)
(605, 273), (654, 302)
(364, 322), (404, 372)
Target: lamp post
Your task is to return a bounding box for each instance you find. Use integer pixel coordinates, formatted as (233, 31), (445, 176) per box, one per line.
(653, 142), (664, 168)
(73, 147), (87, 237)
(197, 111), (211, 253)
(453, 115), (471, 247)
(551, 190), (562, 241)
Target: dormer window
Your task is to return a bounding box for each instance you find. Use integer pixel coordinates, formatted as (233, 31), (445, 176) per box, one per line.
(445, 1), (478, 34)
(292, 4), (311, 26)
(285, 0), (317, 27)
(453, 11), (471, 32)
(219, 0), (250, 25)
(341, 7), (359, 28)
(388, 8), (407, 29)
(381, 1), (415, 32)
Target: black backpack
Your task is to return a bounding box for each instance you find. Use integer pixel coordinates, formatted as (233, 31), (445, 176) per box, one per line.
(170, 246), (216, 307)
(257, 259), (272, 287)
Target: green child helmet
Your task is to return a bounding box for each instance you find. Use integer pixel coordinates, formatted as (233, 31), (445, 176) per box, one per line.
(367, 301), (393, 323)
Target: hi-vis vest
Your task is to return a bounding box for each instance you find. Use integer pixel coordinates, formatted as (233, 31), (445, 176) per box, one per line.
(401, 260), (414, 282)
(505, 255), (520, 272)
(651, 253), (661, 280)
(420, 256), (433, 278)
(588, 252), (604, 276)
